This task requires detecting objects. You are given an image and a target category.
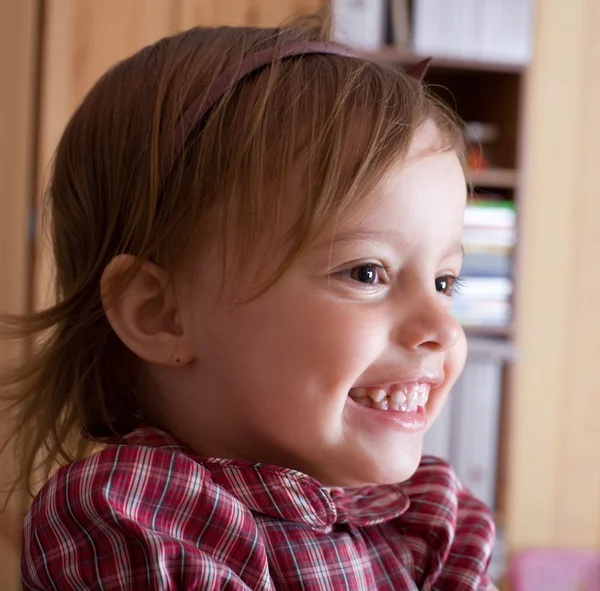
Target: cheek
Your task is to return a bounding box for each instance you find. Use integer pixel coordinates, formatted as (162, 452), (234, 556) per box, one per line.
(252, 295), (387, 389)
(195, 287), (389, 406)
(445, 330), (468, 386)
(288, 300), (387, 376)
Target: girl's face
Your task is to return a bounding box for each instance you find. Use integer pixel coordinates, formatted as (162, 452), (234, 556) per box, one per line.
(171, 123), (467, 486)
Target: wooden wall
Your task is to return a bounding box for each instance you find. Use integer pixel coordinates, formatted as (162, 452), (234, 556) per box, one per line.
(35, 0), (325, 309)
(36, 0), (179, 308)
(0, 0), (39, 587)
(2, 2), (324, 588)
(506, 0), (600, 550)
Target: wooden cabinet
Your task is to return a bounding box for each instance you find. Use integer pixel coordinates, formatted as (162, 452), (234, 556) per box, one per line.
(1, 2), (324, 588)
(177, 0), (325, 28)
(34, 0), (326, 309)
(506, 0), (600, 551)
(0, 1), (39, 588)
(35, 0), (180, 309)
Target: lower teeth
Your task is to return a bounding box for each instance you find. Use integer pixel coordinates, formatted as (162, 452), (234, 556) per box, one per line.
(350, 396), (424, 412)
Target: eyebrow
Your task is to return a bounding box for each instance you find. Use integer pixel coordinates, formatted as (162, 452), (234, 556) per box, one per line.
(318, 230), (403, 249)
(318, 230), (464, 258)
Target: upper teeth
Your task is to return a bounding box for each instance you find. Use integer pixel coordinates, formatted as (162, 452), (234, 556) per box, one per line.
(349, 384), (430, 412)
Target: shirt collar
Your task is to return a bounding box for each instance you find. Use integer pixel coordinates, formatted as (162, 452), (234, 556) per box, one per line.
(118, 426), (411, 530)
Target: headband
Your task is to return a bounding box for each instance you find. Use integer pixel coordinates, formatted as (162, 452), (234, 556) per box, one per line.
(165, 41), (431, 177)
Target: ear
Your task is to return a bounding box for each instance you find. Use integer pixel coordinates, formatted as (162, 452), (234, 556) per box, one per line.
(101, 255), (194, 367)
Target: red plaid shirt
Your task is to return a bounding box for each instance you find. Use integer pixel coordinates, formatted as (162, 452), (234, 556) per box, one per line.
(22, 426), (495, 590)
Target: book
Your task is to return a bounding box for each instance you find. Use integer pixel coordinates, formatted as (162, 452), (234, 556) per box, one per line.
(412, 0), (532, 64)
(453, 301), (512, 327)
(449, 354), (503, 510)
(461, 251), (512, 278)
(390, 0), (410, 48)
(455, 277), (513, 300)
(463, 227), (517, 248)
(480, 0), (533, 65)
(331, 0), (387, 50)
(464, 201), (517, 229)
(412, 0), (443, 56)
(463, 200), (517, 248)
(422, 384), (454, 459)
(412, 0), (480, 58)
(424, 339), (515, 514)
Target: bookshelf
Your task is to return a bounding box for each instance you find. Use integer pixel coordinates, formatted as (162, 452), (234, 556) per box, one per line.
(469, 168), (519, 190)
(0, 1), (39, 589)
(464, 325), (513, 339)
(424, 48), (522, 583)
(367, 47), (525, 75)
(346, 2), (531, 585)
(412, 59), (521, 339)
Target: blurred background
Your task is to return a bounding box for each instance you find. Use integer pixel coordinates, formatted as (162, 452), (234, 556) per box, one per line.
(1, 0), (600, 589)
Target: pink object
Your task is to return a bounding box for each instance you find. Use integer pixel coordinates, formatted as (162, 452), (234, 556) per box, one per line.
(510, 549), (600, 591)
(165, 42), (432, 177)
(166, 41), (357, 176)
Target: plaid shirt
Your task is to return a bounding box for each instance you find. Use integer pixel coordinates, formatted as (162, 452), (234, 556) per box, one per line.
(22, 426), (495, 590)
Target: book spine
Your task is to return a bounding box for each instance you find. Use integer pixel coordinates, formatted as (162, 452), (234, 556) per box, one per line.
(412, 0), (441, 55)
(422, 389), (454, 460)
(390, 0), (411, 48)
(454, 0), (480, 58)
(331, 0), (386, 51)
(480, 0), (533, 64)
(449, 356), (503, 510)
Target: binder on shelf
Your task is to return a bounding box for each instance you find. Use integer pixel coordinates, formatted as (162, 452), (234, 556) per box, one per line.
(449, 354), (503, 510)
(453, 300), (512, 328)
(390, 0), (410, 48)
(462, 228), (516, 248)
(464, 201), (517, 228)
(454, 199), (516, 328)
(480, 0), (533, 65)
(412, 0), (480, 59)
(422, 385), (453, 460)
(331, 0), (387, 51)
(423, 341), (509, 513)
(456, 277), (513, 300)
(461, 251), (512, 279)
(412, 0), (532, 65)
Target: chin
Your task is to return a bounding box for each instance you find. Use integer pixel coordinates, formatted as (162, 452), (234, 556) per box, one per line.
(370, 459), (421, 486)
(331, 450), (423, 488)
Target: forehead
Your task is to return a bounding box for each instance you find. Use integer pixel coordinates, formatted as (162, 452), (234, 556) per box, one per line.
(329, 124), (466, 243)
(406, 119), (450, 164)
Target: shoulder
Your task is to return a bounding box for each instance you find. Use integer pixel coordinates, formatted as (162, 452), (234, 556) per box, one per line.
(26, 441), (260, 539)
(27, 442), (223, 529)
(404, 455), (494, 517)
(22, 442), (265, 590)
(396, 456), (495, 589)
(402, 454), (496, 535)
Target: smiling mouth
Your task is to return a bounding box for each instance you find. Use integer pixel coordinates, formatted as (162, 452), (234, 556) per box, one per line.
(348, 384), (430, 412)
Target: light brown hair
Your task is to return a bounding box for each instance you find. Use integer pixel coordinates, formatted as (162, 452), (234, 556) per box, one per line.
(1, 17), (464, 494)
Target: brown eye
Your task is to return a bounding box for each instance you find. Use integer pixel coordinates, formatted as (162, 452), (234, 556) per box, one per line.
(436, 275), (464, 296)
(349, 264), (381, 285)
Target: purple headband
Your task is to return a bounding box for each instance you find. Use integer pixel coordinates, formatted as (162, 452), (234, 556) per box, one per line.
(165, 41), (431, 177)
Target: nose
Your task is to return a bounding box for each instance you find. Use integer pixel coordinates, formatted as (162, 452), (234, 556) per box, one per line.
(393, 293), (462, 353)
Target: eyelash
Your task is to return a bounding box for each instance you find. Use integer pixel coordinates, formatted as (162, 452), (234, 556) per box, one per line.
(435, 275), (465, 297)
(338, 264), (465, 297)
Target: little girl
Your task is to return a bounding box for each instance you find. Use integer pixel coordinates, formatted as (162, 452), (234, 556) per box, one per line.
(4, 17), (496, 591)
